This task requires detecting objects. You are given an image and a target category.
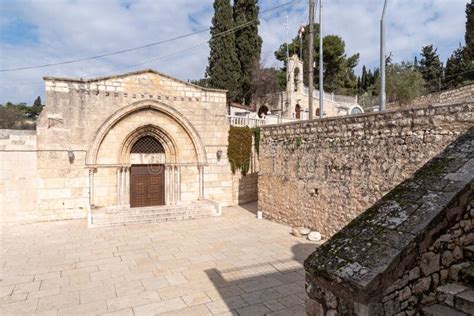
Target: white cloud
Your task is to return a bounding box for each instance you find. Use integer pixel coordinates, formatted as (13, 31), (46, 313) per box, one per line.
(0, 0), (468, 104)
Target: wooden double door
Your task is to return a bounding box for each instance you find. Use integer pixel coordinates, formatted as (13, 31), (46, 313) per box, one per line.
(130, 164), (165, 207)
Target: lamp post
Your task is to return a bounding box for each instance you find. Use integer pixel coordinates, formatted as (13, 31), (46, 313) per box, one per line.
(380, 0), (388, 111)
(308, 0), (315, 119)
(319, 0), (324, 118)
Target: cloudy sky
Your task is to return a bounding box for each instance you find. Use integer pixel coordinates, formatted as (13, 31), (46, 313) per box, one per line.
(0, 0), (468, 104)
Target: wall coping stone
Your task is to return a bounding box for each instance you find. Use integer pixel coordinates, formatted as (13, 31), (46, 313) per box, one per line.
(304, 126), (474, 304)
(43, 68), (227, 93)
(261, 103), (473, 132)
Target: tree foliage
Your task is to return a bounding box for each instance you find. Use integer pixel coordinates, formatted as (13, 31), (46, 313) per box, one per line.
(419, 45), (444, 92)
(274, 23), (359, 95)
(206, 0), (242, 102)
(385, 62), (425, 105)
(234, 0), (262, 104)
(465, 0), (474, 63)
(0, 96), (44, 129)
(445, 45), (468, 89)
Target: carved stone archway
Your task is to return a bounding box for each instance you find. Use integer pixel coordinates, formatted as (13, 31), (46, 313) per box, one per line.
(87, 100), (207, 166)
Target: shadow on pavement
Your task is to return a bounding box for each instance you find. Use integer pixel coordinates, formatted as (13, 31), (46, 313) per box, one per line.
(205, 242), (318, 315)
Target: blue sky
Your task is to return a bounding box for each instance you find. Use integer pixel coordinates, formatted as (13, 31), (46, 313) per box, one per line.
(0, 0), (468, 104)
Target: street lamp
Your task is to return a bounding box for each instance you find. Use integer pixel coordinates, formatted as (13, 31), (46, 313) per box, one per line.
(380, 0), (388, 111)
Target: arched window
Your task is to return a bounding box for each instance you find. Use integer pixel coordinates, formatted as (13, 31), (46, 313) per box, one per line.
(294, 67), (300, 92)
(350, 107), (363, 115)
(131, 136), (164, 154)
(295, 104), (301, 119)
(315, 108), (321, 117)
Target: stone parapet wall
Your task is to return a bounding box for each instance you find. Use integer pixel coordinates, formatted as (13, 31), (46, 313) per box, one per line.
(258, 103), (474, 237)
(304, 127), (473, 315)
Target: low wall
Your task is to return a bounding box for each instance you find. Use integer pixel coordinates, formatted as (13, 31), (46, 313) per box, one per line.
(304, 127), (473, 315)
(0, 130), (39, 222)
(258, 103), (473, 237)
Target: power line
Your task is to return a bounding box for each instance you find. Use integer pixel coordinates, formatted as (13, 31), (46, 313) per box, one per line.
(84, 2), (299, 79)
(0, 0), (298, 73)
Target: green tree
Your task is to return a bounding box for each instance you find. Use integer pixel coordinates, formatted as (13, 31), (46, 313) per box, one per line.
(419, 45), (444, 92)
(445, 45), (468, 89)
(361, 65), (368, 92)
(385, 62), (425, 105)
(206, 0), (242, 102)
(33, 96), (42, 107)
(233, 0), (262, 105)
(465, 0), (474, 62)
(274, 24), (359, 95)
(0, 105), (36, 129)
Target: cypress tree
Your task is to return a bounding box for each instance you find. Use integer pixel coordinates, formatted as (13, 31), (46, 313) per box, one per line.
(234, 0), (262, 105)
(361, 65), (368, 92)
(206, 0), (242, 102)
(465, 0), (474, 62)
(445, 45), (467, 89)
(33, 96), (42, 107)
(419, 45), (444, 92)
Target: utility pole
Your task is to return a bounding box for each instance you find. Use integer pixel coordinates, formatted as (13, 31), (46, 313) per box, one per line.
(380, 0), (388, 111)
(308, 0), (315, 119)
(319, 0), (323, 118)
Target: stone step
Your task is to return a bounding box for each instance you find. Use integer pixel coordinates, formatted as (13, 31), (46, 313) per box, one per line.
(422, 304), (468, 316)
(92, 213), (213, 228)
(90, 202), (218, 228)
(436, 282), (474, 315)
(100, 203), (211, 215)
(96, 207), (211, 218)
(455, 290), (474, 315)
(94, 210), (214, 223)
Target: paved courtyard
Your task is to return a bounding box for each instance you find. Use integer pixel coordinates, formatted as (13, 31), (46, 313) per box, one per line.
(0, 203), (319, 315)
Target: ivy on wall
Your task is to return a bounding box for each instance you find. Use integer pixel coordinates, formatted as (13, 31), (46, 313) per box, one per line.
(253, 127), (260, 155)
(228, 126), (253, 175)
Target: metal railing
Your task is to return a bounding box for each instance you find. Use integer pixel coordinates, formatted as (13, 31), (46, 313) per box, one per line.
(226, 115), (265, 128)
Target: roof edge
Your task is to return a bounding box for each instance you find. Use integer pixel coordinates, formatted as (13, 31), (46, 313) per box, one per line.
(43, 69), (228, 93)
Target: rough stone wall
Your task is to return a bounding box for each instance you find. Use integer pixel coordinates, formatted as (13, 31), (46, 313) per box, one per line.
(0, 130), (38, 222)
(304, 128), (473, 315)
(380, 201), (473, 315)
(7, 69), (234, 221)
(259, 103), (474, 237)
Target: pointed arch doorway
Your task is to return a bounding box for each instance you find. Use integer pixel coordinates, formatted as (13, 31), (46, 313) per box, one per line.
(129, 136), (166, 208)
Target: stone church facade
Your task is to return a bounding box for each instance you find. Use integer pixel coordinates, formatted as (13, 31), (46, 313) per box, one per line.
(1, 70), (235, 223)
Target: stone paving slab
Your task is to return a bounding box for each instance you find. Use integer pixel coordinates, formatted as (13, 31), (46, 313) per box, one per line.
(0, 203), (319, 315)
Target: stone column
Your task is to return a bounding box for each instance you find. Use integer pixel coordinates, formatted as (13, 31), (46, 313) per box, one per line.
(116, 167), (122, 207)
(170, 166), (176, 205)
(176, 166), (181, 203)
(124, 167), (130, 207)
(198, 165), (204, 199)
(89, 168), (95, 207)
(165, 165), (170, 205)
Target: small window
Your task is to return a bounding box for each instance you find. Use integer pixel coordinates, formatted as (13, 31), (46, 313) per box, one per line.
(351, 107), (363, 115)
(131, 136), (164, 154)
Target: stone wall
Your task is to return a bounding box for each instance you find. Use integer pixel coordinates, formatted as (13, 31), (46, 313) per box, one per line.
(304, 127), (473, 315)
(232, 172), (258, 205)
(0, 130), (38, 222)
(258, 103), (474, 237)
